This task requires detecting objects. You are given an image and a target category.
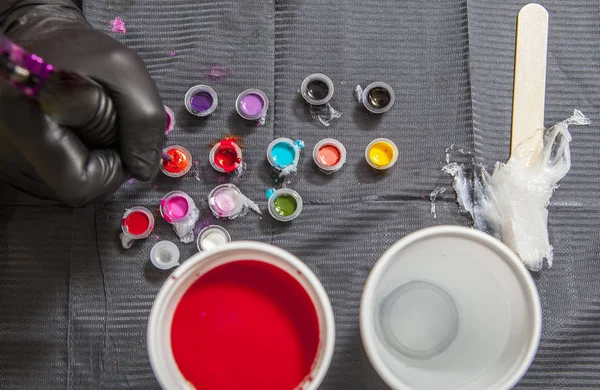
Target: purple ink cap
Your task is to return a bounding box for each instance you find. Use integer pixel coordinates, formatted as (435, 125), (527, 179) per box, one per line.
(184, 85), (218, 117)
(240, 94), (263, 116)
(235, 88), (269, 121)
(191, 92), (213, 112)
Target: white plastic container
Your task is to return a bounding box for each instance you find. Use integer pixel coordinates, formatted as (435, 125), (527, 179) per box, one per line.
(360, 226), (541, 390)
(164, 105), (175, 135)
(148, 241), (335, 390)
(184, 84), (218, 117)
(207, 184), (246, 219)
(359, 81), (395, 114)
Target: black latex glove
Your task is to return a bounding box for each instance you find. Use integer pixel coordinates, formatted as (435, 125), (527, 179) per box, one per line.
(0, 0), (165, 206)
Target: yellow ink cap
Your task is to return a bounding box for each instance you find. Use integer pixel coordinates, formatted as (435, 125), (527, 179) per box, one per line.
(365, 138), (398, 170)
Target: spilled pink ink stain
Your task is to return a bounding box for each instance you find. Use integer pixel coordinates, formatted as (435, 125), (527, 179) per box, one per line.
(110, 17), (127, 34)
(202, 64), (231, 82)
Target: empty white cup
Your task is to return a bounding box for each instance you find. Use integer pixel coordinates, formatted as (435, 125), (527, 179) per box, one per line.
(360, 225), (541, 390)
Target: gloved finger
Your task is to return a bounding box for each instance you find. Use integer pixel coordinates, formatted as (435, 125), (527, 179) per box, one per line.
(0, 87), (126, 207)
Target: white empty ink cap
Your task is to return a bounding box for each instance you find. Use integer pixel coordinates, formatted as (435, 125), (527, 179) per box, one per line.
(150, 241), (180, 270)
(196, 225), (232, 252)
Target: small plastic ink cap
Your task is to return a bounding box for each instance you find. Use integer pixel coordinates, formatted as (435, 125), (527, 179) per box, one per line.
(360, 82), (395, 114)
(185, 85), (218, 117)
(209, 141), (243, 174)
(312, 138), (347, 174)
(208, 184), (245, 219)
(235, 88), (269, 121)
(150, 241), (180, 270)
(196, 225), (232, 252)
(301, 73), (335, 106)
(160, 145), (193, 178)
(365, 138), (399, 170)
(164, 105), (175, 135)
(266, 137), (300, 171)
(267, 188), (303, 222)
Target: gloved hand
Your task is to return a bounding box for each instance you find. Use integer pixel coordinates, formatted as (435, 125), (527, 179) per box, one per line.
(0, 0), (165, 206)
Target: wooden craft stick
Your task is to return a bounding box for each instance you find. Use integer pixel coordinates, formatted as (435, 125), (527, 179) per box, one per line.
(510, 3), (549, 159)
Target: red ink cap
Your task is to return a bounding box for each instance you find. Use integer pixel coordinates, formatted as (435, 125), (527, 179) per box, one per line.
(209, 139), (242, 174)
(120, 207), (154, 239)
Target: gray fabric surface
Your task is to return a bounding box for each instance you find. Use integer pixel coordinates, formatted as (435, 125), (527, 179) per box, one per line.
(0, 0), (599, 388)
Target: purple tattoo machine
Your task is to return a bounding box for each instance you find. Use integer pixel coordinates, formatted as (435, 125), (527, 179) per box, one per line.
(0, 33), (117, 148)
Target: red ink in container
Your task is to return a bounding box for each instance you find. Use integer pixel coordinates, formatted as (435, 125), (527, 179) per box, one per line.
(171, 260), (320, 390)
(160, 145), (192, 177)
(119, 206), (154, 249)
(209, 139), (242, 173)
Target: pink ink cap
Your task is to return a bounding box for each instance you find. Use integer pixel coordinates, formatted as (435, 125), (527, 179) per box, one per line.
(208, 184), (245, 219)
(164, 105), (175, 135)
(235, 88), (269, 121)
(159, 191), (195, 224)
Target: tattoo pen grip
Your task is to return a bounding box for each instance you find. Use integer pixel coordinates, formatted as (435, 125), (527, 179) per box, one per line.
(0, 33), (118, 149)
